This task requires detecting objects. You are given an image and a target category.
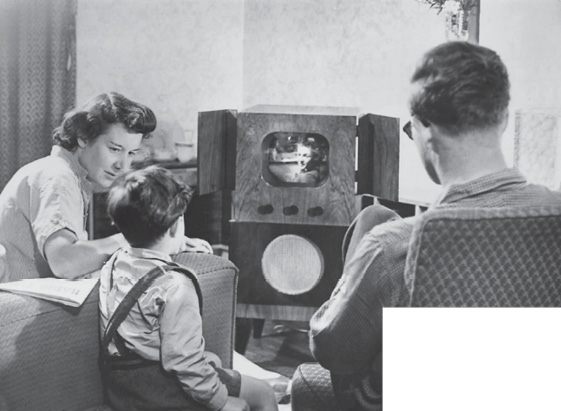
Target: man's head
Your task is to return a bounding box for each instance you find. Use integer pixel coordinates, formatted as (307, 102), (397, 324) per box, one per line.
(408, 41), (510, 137)
(107, 166), (193, 248)
(405, 42), (511, 185)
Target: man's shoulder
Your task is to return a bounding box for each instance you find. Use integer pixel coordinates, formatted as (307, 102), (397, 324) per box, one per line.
(351, 215), (418, 265)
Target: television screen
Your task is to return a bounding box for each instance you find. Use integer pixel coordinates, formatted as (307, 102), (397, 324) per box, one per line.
(262, 132), (329, 188)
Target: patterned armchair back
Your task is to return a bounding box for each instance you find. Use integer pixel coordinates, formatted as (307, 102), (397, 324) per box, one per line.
(405, 205), (561, 307)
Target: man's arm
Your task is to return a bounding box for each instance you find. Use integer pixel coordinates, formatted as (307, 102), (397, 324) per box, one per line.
(309, 223), (409, 375)
(309, 236), (386, 374)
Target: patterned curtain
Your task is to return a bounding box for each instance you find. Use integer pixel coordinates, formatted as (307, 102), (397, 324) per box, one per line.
(0, 0), (76, 190)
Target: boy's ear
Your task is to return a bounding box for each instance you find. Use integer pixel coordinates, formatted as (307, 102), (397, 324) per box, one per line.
(169, 215), (183, 238)
(169, 220), (179, 237)
(76, 138), (87, 149)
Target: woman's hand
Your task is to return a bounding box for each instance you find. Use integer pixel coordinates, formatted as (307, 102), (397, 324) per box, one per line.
(180, 236), (213, 254)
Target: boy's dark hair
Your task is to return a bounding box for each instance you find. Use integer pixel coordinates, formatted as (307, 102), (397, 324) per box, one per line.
(409, 41), (510, 136)
(107, 166), (193, 248)
(52, 92), (157, 150)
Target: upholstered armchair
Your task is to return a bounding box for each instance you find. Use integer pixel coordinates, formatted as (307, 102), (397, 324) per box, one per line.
(405, 205), (561, 307)
(0, 252), (238, 411)
(291, 204), (561, 411)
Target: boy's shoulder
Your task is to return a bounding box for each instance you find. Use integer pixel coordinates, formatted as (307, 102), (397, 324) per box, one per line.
(154, 265), (198, 291)
(155, 265), (202, 312)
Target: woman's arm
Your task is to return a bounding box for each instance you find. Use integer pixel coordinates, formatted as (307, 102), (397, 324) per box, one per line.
(44, 229), (212, 279)
(43, 229), (127, 279)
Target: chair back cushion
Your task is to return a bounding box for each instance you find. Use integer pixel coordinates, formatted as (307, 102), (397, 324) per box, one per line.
(405, 205), (561, 307)
(173, 252), (238, 368)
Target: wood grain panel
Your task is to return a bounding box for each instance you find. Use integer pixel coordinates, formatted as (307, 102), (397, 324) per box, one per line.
(230, 222), (347, 308)
(233, 112), (356, 225)
(236, 304), (317, 321)
(357, 113), (400, 202)
(185, 190), (232, 245)
(198, 109), (237, 195)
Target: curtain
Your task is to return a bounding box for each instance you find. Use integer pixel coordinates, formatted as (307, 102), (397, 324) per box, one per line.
(0, 0), (76, 190)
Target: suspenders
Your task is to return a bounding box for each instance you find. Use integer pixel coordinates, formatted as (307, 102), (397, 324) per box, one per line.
(101, 262), (203, 366)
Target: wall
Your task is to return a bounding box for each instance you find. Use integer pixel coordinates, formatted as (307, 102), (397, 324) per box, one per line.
(242, 0), (447, 203)
(480, 0), (561, 166)
(243, 0), (443, 115)
(77, 0), (447, 203)
(77, 0), (244, 147)
(76, 0), (561, 204)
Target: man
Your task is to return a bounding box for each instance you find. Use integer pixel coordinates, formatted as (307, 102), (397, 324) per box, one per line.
(292, 41), (561, 411)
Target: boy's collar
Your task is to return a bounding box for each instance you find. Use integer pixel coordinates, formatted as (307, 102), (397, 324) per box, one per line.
(127, 247), (174, 263)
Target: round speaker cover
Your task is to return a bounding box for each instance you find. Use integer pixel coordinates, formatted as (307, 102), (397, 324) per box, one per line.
(261, 234), (324, 295)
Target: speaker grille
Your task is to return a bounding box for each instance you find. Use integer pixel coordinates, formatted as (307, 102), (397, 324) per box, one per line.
(261, 234), (324, 295)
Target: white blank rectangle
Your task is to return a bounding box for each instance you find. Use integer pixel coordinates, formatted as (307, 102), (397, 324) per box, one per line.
(384, 308), (561, 411)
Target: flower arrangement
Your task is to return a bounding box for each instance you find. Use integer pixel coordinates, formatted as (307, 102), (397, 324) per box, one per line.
(418, 0), (478, 40)
(419, 0), (478, 14)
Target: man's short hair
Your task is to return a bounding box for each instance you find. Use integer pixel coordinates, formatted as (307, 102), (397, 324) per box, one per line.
(107, 166), (193, 248)
(409, 41), (510, 136)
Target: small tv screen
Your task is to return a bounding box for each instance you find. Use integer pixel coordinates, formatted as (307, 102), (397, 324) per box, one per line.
(262, 132), (329, 188)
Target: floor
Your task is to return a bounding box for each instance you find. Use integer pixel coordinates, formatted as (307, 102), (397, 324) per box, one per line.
(237, 319), (315, 409)
(241, 319), (314, 378)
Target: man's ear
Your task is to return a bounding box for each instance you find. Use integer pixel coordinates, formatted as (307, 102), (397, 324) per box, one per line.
(76, 138), (87, 149)
(424, 126), (436, 150)
(414, 117), (435, 148)
(500, 110), (509, 134)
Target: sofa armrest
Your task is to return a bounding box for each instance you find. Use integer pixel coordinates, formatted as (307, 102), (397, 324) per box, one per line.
(0, 288), (103, 411)
(172, 252), (238, 369)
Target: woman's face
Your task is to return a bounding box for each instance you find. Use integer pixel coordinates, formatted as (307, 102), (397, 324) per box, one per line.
(77, 123), (143, 188)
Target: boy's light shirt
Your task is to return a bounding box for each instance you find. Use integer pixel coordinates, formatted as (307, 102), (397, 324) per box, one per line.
(99, 246), (228, 411)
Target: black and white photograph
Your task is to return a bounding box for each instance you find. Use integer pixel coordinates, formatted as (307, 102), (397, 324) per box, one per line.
(1, 1), (561, 410)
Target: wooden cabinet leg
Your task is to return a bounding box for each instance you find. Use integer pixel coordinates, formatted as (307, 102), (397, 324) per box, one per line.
(252, 319), (265, 338)
(234, 318), (253, 354)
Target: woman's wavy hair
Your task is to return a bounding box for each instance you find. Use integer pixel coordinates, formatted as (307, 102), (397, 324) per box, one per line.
(409, 41), (510, 136)
(52, 92), (157, 150)
(107, 166), (193, 248)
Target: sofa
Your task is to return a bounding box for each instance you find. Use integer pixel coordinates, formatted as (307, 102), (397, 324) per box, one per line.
(0, 252), (238, 411)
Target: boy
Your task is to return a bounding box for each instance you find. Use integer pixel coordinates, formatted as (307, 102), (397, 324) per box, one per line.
(99, 166), (277, 411)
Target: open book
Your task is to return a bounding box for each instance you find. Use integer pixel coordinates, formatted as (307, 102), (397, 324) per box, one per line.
(0, 277), (98, 307)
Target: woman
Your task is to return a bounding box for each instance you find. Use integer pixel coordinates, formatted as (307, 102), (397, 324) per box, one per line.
(0, 92), (210, 283)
